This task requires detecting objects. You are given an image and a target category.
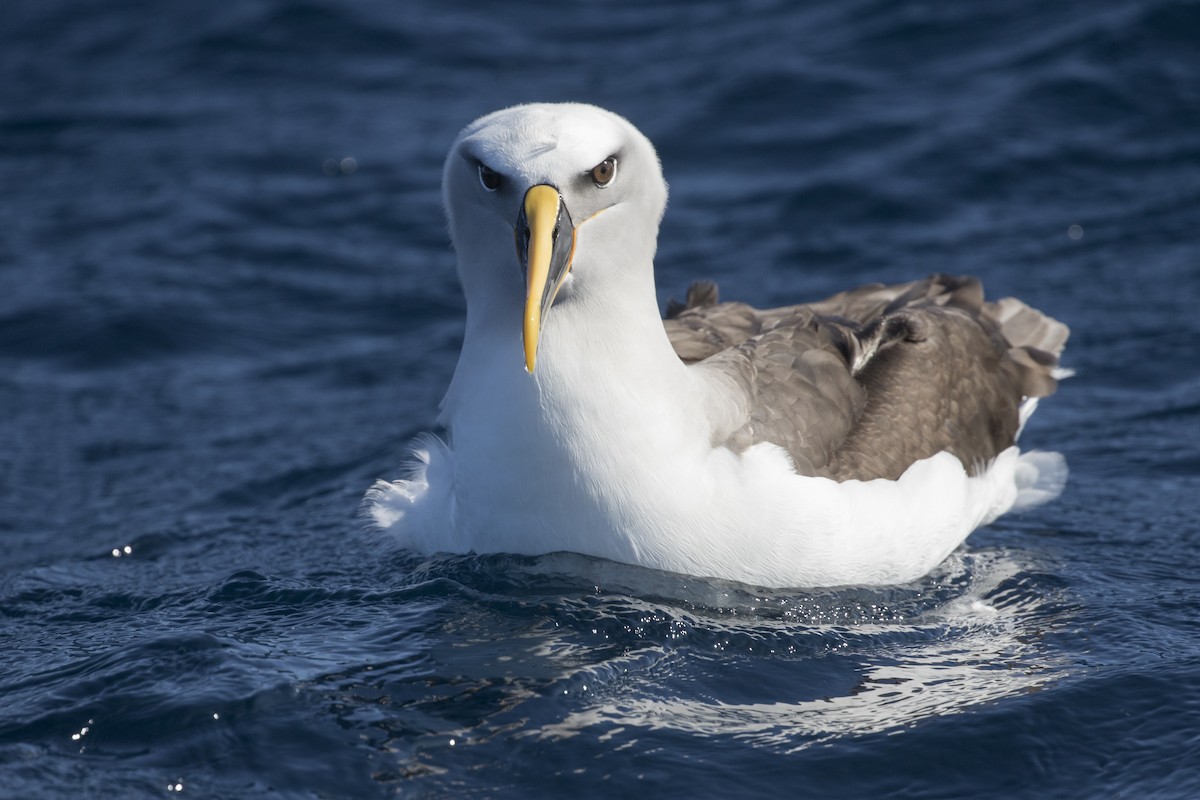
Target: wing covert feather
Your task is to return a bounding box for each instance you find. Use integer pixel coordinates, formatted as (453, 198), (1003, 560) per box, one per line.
(665, 274), (1067, 481)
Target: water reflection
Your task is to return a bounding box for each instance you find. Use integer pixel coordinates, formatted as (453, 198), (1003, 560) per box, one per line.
(515, 549), (1069, 751)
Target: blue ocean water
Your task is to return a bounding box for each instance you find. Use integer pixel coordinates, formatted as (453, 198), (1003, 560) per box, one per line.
(3, 0), (1200, 796)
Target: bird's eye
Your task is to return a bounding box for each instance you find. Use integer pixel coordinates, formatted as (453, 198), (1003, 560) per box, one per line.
(591, 157), (617, 187)
(478, 164), (501, 192)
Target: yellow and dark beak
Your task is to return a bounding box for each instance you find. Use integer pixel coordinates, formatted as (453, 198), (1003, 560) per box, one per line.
(515, 185), (575, 372)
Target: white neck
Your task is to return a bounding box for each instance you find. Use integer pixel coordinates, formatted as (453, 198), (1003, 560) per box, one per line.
(441, 246), (712, 560)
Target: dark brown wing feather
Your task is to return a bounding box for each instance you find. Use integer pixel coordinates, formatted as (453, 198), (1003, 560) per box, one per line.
(664, 274), (1068, 480)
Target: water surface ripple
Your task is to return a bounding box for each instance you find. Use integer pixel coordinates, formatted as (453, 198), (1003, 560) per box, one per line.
(3, 0), (1199, 797)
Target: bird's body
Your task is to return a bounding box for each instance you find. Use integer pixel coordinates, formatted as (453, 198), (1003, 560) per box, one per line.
(366, 103), (1068, 588)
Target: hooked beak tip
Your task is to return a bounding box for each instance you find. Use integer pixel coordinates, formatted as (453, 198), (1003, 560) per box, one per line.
(518, 185), (573, 374)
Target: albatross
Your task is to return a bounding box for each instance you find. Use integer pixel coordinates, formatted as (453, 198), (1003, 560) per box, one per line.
(366, 102), (1069, 588)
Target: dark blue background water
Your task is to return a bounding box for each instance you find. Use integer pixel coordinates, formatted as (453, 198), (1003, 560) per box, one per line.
(3, 0), (1199, 796)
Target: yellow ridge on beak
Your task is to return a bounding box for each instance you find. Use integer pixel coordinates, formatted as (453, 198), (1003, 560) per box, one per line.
(518, 184), (574, 373)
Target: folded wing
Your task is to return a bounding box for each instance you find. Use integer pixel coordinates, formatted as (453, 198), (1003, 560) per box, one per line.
(665, 274), (1069, 480)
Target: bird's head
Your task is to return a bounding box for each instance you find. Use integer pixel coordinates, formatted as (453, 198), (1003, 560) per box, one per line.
(442, 103), (667, 372)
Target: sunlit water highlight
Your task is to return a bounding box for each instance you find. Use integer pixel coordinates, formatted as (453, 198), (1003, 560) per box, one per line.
(3, 0), (1200, 796)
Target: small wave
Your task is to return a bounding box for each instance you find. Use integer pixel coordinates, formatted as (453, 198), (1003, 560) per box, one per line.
(349, 547), (1074, 757)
